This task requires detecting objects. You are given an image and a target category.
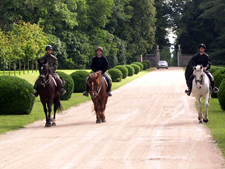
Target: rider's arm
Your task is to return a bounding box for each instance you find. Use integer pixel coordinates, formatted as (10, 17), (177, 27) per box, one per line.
(101, 57), (109, 74)
(206, 56), (211, 70)
(91, 58), (98, 72)
(51, 58), (58, 73)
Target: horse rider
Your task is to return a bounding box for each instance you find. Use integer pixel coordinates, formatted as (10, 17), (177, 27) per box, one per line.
(32, 45), (66, 97)
(83, 46), (112, 97)
(185, 43), (219, 96)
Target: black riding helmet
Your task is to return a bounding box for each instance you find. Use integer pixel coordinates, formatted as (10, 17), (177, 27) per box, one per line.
(199, 43), (206, 50)
(46, 45), (53, 51)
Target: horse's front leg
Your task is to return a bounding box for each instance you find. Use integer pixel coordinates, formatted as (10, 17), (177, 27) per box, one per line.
(42, 103), (48, 127)
(46, 100), (53, 127)
(203, 94), (210, 123)
(196, 97), (203, 123)
(94, 101), (101, 124)
(100, 100), (107, 123)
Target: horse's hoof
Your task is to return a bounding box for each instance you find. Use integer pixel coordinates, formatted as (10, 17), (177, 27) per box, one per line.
(101, 119), (106, 123)
(52, 122), (56, 126)
(45, 123), (52, 127)
(203, 119), (209, 123)
(199, 120), (203, 124)
(96, 119), (101, 124)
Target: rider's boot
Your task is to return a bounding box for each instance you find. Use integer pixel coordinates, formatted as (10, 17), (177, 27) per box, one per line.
(107, 84), (112, 97)
(83, 84), (89, 97)
(211, 81), (219, 93)
(32, 90), (39, 97)
(60, 88), (66, 95)
(185, 88), (191, 96)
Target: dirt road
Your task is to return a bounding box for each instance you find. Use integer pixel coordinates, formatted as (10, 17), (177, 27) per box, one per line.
(0, 68), (224, 169)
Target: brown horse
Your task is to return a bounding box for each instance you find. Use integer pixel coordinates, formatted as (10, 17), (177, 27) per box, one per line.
(37, 59), (62, 127)
(88, 72), (108, 123)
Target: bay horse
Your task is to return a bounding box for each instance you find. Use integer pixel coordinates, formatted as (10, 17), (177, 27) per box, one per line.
(37, 59), (62, 127)
(87, 72), (108, 123)
(192, 65), (211, 123)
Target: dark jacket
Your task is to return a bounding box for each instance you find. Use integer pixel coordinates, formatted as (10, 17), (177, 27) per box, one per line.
(185, 52), (211, 81)
(91, 56), (109, 74)
(39, 54), (58, 73)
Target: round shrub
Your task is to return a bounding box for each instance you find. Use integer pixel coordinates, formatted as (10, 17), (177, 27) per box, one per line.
(212, 68), (225, 98)
(57, 71), (74, 100)
(143, 60), (151, 69)
(142, 62), (148, 70)
(131, 64), (140, 74)
(210, 66), (222, 74)
(108, 68), (123, 82)
(218, 79), (225, 110)
(0, 76), (35, 115)
(133, 62), (144, 71)
(70, 71), (89, 93)
(125, 65), (135, 76)
(115, 65), (128, 79)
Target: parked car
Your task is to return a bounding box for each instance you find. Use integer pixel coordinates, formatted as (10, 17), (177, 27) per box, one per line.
(157, 60), (168, 69)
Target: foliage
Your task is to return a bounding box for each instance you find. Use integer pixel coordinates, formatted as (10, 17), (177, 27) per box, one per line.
(141, 62), (148, 70)
(108, 68), (122, 82)
(212, 68), (225, 98)
(210, 66), (222, 74)
(125, 65), (135, 76)
(142, 60), (151, 69)
(0, 76), (35, 115)
(218, 79), (225, 110)
(132, 62), (143, 71)
(130, 64), (140, 74)
(70, 71), (89, 93)
(57, 71), (74, 100)
(115, 65), (128, 79)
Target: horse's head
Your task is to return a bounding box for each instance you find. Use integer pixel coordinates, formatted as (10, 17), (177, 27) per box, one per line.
(193, 65), (204, 89)
(38, 59), (51, 87)
(87, 72), (103, 98)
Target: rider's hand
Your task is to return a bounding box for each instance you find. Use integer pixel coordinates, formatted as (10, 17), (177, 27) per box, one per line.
(98, 71), (102, 74)
(203, 67), (207, 71)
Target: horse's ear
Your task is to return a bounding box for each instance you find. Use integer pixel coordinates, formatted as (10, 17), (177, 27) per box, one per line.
(193, 66), (196, 70)
(200, 65), (203, 69)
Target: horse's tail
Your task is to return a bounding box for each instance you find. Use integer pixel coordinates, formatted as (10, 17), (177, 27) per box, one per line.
(54, 98), (63, 112)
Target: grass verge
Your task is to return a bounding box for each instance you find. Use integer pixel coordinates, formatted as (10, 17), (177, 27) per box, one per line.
(0, 69), (151, 135)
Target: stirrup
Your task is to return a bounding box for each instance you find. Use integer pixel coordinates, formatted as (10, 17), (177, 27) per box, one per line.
(185, 89), (191, 96)
(60, 89), (66, 95)
(83, 91), (88, 97)
(107, 92), (112, 97)
(32, 91), (39, 97)
(213, 87), (219, 93)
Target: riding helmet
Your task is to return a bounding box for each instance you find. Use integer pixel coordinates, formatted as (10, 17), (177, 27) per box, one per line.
(199, 43), (206, 49)
(96, 46), (103, 52)
(46, 45), (53, 51)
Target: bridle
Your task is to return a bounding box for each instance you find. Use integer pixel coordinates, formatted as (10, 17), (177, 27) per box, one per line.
(90, 78), (103, 98)
(40, 66), (51, 88)
(194, 70), (205, 86)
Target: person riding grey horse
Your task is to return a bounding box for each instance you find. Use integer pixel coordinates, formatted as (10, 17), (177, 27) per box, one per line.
(33, 45), (66, 97)
(185, 43), (219, 96)
(83, 46), (112, 97)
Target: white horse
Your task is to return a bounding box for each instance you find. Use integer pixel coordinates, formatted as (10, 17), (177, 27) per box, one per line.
(192, 65), (211, 123)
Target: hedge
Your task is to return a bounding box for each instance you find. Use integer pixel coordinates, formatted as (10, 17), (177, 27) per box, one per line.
(218, 79), (225, 110)
(210, 66), (222, 74)
(142, 62), (148, 70)
(70, 71), (89, 93)
(130, 64), (140, 74)
(212, 68), (225, 98)
(108, 68), (123, 82)
(133, 62), (144, 70)
(57, 71), (74, 100)
(125, 65), (135, 76)
(0, 76), (35, 115)
(143, 60), (151, 69)
(115, 65), (128, 79)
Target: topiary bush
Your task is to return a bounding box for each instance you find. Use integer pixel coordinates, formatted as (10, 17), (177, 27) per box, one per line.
(108, 68), (123, 82)
(218, 79), (225, 110)
(143, 60), (151, 69)
(125, 65), (135, 76)
(212, 68), (225, 98)
(57, 71), (74, 100)
(131, 64), (140, 74)
(0, 76), (35, 115)
(142, 61), (148, 70)
(133, 62), (144, 71)
(115, 65), (128, 79)
(70, 71), (89, 93)
(210, 66), (222, 74)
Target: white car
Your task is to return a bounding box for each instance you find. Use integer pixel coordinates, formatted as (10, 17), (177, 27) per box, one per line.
(157, 60), (168, 69)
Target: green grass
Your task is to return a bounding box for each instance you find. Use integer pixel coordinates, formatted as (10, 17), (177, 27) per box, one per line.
(0, 69), (151, 134)
(206, 98), (225, 156)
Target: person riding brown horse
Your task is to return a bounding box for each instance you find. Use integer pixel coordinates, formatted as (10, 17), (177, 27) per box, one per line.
(88, 72), (108, 123)
(83, 46), (112, 97)
(33, 45), (66, 97)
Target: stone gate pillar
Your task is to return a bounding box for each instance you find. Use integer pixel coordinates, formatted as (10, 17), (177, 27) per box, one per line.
(156, 45), (160, 63)
(177, 45), (182, 67)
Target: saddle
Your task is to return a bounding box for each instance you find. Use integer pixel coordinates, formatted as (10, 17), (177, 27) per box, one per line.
(102, 76), (108, 87)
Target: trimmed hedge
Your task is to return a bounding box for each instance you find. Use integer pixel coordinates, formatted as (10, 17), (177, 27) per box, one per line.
(143, 60), (151, 69)
(57, 71), (74, 100)
(70, 71), (89, 93)
(131, 64), (140, 74)
(115, 65), (128, 79)
(212, 68), (225, 98)
(218, 79), (225, 110)
(108, 68), (123, 82)
(210, 66), (222, 74)
(133, 62), (144, 70)
(125, 65), (135, 76)
(142, 62), (148, 70)
(0, 76), (35, 115)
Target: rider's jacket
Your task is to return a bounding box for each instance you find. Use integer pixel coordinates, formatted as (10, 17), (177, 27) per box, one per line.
(91, 55), (109, 74)
(39, 54), (58, 73)
(185, 52), (211, 81)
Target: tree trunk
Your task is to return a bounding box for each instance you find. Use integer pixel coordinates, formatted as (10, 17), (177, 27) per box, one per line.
(36, 59), (38, 72)
(23, 59), (25, 74)
(28, 59), (29, 73)
(14, 62), (16, 76)
(9, 62), (11, 76)
(3, 60), (5, 75)
(19, 59), (21, 75)
(32, 60), (34, 73)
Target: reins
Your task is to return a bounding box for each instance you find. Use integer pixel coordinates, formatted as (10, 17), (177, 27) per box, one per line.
(40, 73), (51, 87)
(194, 70), (205, 85)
